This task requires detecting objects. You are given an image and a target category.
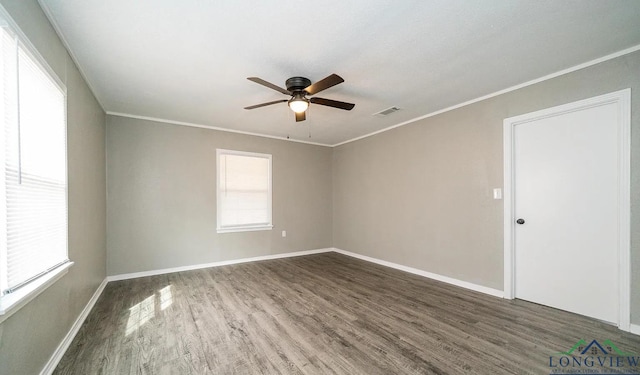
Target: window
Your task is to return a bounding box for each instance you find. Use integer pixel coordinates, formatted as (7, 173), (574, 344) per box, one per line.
(217, 149), (272, 233)
(0, 13), (70, 319)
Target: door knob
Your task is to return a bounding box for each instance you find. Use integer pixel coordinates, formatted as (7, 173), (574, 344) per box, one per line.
(516, 218), (525, 225)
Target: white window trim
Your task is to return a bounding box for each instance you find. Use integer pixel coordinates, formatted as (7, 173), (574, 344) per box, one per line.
(0, 261), (73, 323)
(217, 224), (273, 234)
(216, 149), (273, 234)
(0, 4), (66, 94)
(0, 4), (70, 322)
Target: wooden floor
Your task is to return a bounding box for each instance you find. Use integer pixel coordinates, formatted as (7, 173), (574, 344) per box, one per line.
(55, 253), (640, 374)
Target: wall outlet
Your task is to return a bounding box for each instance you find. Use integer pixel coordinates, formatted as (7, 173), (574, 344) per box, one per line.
(282, 230), (286, 237)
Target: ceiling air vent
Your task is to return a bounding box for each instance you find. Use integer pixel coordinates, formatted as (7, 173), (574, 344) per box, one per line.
(373, 106), (400, 116)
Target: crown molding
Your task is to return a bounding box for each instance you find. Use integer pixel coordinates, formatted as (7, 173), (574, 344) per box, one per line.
(107, 112), (332, 147)
(333, 43), (640, 147)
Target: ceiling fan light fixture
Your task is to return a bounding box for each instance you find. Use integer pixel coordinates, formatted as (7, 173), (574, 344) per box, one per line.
(288, 94), (309, 113)
(245, 74), (354, 122)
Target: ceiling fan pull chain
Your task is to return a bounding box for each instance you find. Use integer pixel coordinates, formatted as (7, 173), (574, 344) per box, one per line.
(308, 107), (312, 139)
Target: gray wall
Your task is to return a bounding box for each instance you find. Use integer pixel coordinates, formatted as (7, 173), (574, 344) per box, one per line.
(106, 116), (333, 275)
(0, 1), (107, 374)
(333, 50), (640, 324)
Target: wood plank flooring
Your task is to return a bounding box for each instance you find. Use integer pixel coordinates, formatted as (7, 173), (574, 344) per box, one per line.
(54, 253), (640, 374)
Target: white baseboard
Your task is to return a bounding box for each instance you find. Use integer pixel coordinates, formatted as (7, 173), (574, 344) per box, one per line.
(630, 323), (640, 336)
(107, 248), (334, 281)
(331, 248), (504, 298)
(40, 277), (108, 375)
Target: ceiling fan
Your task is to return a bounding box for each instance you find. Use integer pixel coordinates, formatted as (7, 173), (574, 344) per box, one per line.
(244, 74), (355, 122)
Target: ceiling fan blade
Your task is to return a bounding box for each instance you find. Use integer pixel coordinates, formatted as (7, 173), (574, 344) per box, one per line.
(304, 74), (344, 95)
(244, 99), (287, 110)
(247, 77), (291, 95)
(310, 97), (355, 110)
(295, 111), (306, 122)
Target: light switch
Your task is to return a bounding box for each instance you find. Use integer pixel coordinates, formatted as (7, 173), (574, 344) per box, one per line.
(493, 188), (502, 200)
(282, 230), (286, 237)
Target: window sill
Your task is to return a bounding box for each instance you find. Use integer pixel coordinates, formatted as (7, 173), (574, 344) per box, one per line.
(0, 261), (74, 324)
(217, 225), (273, 234)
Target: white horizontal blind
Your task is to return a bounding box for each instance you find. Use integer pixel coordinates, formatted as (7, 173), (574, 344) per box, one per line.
(217, 150), (271, 231)
(0, 23), (68, 294)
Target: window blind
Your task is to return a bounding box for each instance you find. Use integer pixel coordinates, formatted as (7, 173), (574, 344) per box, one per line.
(0, 24), (68, 295)
(217, 151), (271, 231)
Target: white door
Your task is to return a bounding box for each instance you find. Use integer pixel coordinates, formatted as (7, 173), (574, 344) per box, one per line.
(513, 100), (620, 324)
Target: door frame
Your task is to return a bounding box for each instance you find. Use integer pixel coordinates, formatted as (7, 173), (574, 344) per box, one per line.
(502, 89), (631, 331)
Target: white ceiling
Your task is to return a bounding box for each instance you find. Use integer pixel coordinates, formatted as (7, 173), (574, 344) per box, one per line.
(39, 0), (640, 146)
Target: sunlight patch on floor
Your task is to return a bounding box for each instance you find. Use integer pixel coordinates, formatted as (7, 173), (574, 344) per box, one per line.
(159, 285), (173, 311)
(125, 285), (174, 335)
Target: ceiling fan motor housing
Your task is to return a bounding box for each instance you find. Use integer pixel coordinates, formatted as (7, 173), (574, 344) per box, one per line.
(286, 77), (312, 93)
